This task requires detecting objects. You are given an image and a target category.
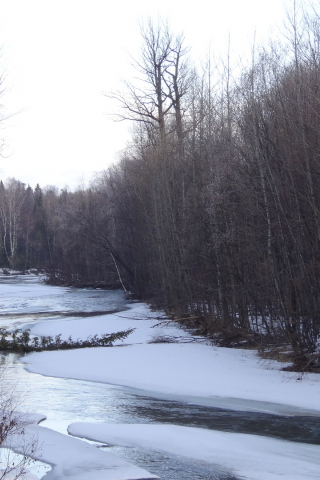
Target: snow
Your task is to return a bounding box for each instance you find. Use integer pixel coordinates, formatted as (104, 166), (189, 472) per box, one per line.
(0, 283), (67, 299)
(6, 280), (320, 480)
(0, 277), (126, 329)
(2, 403), (158, 480)
(68, 422), (320, 480)
(0, 468), (39, 480)
(28, 303), (182, 345)
(0, 279), (69, 318)
(24, 413), (47, 425)
(22, 303), (320, 414)
(0, 413), (46, 480)
(9, 424), (158, 480)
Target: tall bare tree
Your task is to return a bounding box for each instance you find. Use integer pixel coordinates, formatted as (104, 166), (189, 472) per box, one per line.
(107, 19), (190, 144)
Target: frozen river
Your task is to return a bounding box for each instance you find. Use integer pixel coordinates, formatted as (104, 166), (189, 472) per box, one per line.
(0, 274), (320, 480)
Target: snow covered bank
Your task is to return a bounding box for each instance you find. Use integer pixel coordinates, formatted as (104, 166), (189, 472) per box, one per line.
(24, 413), (47, 424)
(0, 413), (47, 480)
(68, 422), (320, 480)
(22, 303), (320, 414)
(0, 269), (37, 276)
(10, 424), (158, 480)
(0, 468), (38, 480)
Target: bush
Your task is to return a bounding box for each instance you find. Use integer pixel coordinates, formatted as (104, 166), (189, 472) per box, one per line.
(0, 363), (38, 479)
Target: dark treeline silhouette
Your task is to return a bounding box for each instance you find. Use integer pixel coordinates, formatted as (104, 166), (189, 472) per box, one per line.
(2, 4), (320, 369)
(0, 179), (123, 288)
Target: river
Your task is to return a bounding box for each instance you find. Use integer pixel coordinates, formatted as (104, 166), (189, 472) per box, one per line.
(1, 274), (320, 480)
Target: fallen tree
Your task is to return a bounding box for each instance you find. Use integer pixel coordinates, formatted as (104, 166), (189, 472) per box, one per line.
(0, 328), (135, 354)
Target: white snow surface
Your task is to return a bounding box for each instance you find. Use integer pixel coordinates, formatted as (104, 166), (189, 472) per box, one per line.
(2, 406), (157, 480)
(28, 303), (181, 345)
(24, 413), (47, 425)
(68, 422), (320, 480)
(0, 283), (67, 299)
(10, 424), (158, 480)
(0, 468), (39, 480)
(22, 303), (320, 413)
(0, 413), (45, 480)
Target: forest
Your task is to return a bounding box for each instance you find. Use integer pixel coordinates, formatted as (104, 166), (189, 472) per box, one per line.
(1, 3), (320, 370)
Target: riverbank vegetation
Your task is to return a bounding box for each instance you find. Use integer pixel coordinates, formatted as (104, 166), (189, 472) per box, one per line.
(0, 364), (38, 479)
(1, 2), (320, 370)
(0, 328), (134, 353)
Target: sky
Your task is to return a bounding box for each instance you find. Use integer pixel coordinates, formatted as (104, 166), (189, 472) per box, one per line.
(0, 0), (287, 190)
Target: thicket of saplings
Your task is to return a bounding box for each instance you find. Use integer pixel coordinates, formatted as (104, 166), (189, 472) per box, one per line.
(0, 328), (134, 353)
(1, 4), (320, 372)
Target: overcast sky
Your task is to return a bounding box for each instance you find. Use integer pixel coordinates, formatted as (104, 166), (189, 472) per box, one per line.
(0, 0), (287, 190)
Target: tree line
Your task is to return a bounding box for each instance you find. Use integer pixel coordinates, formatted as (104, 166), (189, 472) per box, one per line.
(2, 3), (320, 368)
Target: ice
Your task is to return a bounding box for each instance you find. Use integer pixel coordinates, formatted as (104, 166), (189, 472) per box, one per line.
(0, 282), (67, 299)
(28, 303), (183, 345)
(24, 413), (47, 424)
(22, 314), (320, 414)
(0, 277), (127, 329)
(68, 422), (320, 480)
(7, 424), (158, 480)
(0, 279), (69, 317)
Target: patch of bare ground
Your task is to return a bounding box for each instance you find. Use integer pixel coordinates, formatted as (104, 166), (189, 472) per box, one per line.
(282, 352), (320, 374)
(258, 346), (320, 374)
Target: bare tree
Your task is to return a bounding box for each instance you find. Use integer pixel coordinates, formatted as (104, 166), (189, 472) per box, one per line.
(0, 179), (27, 267)
(107, 19), (191, 144)
(0, 364), (38, 480)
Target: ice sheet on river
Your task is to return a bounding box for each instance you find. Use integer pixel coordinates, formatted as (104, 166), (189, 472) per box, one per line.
(2, 406), (157, 479)
(23, 338), (320, 414)
(0, 276), (127, 327)
(28, 302), (183, 346)
(68, 422), (320, 480)
(10, 424), (158, 480)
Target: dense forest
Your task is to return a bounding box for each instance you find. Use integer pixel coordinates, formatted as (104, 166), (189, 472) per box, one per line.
(1, 3), (320, 369)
